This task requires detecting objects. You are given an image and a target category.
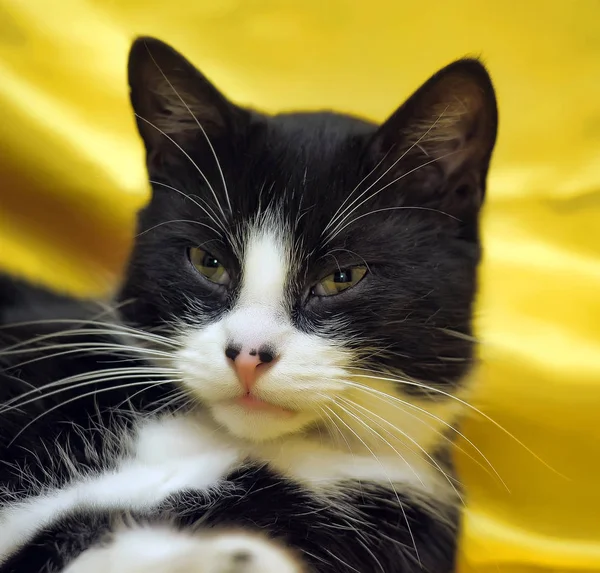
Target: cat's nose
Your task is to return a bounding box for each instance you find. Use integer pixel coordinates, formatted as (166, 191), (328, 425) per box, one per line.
(225, 344), (276, 391)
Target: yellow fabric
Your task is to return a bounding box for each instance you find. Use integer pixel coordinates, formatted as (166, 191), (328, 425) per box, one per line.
(1, 1), (599, 571)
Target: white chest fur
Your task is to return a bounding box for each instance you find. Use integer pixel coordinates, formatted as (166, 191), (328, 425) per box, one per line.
(0, 412), (444, 562)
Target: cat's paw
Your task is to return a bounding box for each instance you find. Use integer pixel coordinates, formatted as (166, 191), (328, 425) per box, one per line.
(199, 530), (304, 573)
(62, 525), (303, 573)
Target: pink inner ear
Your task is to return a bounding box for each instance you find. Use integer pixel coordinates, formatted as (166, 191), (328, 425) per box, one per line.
(369, 60), (497, 186)
(402, 83), (491, 176)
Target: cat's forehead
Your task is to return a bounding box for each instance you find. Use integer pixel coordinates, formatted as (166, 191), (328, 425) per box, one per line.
(240, 113), (373, 190)
(219, 112), (378, 227)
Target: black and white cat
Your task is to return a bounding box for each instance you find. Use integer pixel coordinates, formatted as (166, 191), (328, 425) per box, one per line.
(0, 37), (497, 573)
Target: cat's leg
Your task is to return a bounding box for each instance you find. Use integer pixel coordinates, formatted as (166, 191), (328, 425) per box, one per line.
(62, 525), (304, 573)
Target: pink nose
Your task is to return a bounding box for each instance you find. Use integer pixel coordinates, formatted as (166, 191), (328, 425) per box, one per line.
(225, 346), (275, 391)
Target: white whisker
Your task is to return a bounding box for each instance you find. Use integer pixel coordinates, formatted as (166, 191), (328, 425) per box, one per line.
(341, 380), (498, 485)
(137, 218), (222, 238)
(135, 114), (228, 223)
(144, 41), (232, 214)
(7, 380), (174, 447)
(148, 180), (227, 232)
(1, 327), (179, 353)
(335, 397), (426, 486)
(1, 346), (173, 374)
(323, 404), (421, 568)
(1, 367), (177, 414)
(325, 152), (460, 244)
(323, 149), (391, 234)
(337, 396), (463, 502)
(325, 107), (450, 238)
(344, 378), (509, 490)
(348, 372), (563, 478)
(0, 318), (179, 348)
(0, 342), (174, 360)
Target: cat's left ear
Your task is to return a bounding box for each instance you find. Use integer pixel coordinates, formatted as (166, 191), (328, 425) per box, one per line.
(128, 37), (247, 167)
(368, 59), (498, 215)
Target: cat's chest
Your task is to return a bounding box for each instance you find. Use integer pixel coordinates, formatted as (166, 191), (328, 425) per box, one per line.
(119, 415), (243, 502)
(0, 413), (439, 560)
(130, 414), (437, 495)
(252, 436), (439, 493)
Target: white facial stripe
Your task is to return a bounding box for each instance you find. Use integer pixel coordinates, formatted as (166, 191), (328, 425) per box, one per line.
(240, 226), (289, 308)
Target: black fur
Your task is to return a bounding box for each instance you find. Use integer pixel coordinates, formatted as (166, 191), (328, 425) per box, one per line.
(0, 36), (497, 573)
(0, 276), (170, 499)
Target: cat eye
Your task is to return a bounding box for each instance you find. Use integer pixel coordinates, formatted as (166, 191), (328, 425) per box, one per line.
(312, 266), (367, 297)
(189, 247), (230, 285)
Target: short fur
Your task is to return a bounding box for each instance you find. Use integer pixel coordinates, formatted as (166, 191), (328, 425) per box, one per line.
(0, 37), (497, 573)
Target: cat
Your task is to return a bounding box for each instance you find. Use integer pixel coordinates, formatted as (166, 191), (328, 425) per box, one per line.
(0, 36), (497, 573)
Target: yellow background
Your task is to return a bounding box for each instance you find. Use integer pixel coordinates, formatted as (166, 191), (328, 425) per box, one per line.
(1, 1), (599, 571)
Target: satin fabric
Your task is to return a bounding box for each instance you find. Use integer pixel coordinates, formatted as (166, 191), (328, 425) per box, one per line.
(0, 1), (599, 571)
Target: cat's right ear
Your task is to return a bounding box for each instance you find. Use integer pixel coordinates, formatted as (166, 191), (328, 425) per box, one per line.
(128, 37), (246, 168)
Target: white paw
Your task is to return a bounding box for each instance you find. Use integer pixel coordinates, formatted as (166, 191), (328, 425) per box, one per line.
(63, 525), (303, 573)
(199, 530), (303, 573)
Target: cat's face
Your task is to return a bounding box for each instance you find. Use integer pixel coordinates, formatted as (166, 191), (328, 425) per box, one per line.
(121, 38), (497, 444)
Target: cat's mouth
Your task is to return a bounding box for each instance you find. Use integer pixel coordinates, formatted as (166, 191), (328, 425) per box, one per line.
(233, 394), (296, 417)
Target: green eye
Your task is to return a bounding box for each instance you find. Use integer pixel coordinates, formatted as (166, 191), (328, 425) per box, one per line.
(189, 247), (230, 285)
(313, 266), (367, 297)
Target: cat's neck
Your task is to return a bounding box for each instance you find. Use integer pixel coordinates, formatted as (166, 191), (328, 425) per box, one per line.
(178, 407), (455, 500)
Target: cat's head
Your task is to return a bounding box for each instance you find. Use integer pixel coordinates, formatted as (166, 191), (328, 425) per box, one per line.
(121, 38), (497, 446)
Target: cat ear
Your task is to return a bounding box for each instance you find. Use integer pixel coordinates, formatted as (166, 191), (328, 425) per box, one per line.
(128, 37), (245, 164)
(368, 59), (498, 214)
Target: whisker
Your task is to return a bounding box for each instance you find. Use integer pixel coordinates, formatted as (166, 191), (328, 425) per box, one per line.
(342, 377), (508, 489)
(115, 383), (187, 415)
(348, 372), (564, 478)
(144, 41), (232, 214)
(0, 367), (177, 414)
(318, 248), (372, 275)
(323, 149), (391, 234)
(329, 205), (460, 245)
(1, 327), (179, 353)
(135, 114), (228, 224)
(0, 341), (174, 360)
(335, 397), (427, 486)
(137, 218), (222, 238)
(350, 383), (510, 493)
(3, 328), (181, 351)
(0, 302), (132, 332)
(337, 396), (463, 502)
(342, 381), (499, 485)
(0, 317), (179, 347)
(1, 345), (172, 373)
(323, 404), (421, 568)
(148, 180), (226, 232)
(317, 404), (354, 453)
(7, 380), (173, 447)
(326, 107), (450, 237)
(325, 152), (460, 244)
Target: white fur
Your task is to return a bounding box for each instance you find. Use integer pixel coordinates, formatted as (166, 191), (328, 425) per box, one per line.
(238, 224), (289, 308)
(63, 526), (302, 573)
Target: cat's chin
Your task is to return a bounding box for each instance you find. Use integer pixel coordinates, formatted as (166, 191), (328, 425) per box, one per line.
(209, 401), (318, 442)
